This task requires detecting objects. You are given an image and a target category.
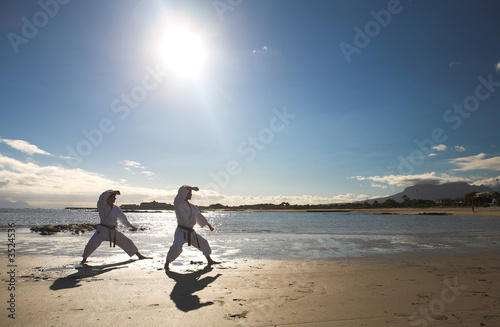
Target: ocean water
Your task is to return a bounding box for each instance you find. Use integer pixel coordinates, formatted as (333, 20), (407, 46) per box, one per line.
(1, 209), (499, 260)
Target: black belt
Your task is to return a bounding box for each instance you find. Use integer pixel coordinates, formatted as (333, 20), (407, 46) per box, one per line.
(99, 224), (117, 247)
(177, 224), (197, 246)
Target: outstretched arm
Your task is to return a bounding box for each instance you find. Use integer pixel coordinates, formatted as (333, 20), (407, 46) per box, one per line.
(187, 186), (199, 192)
(207, 223), (215, 232)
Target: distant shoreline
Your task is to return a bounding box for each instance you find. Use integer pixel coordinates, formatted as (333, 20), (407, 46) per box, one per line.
(352, 206), (500, 217)
(217, 206), (500, 217)
(61, 206), (500, 217)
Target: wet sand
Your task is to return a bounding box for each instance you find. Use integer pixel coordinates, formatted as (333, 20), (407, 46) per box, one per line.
(1, 252), (499, 326)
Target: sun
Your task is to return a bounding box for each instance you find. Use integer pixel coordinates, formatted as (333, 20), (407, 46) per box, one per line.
(146, 12), (211, 81)
(159, 26), (208, 80)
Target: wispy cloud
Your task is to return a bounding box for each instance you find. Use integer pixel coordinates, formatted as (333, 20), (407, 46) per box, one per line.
(120, 160), (155, 178)
(141, 170), (156, 178)
(448, 61), (462, 67)
(123, 161), (142, 168)
(450, 153), (500, 171)
(429, 144), (467, 157)
(1, 137), (52, 156)
(371, 183), (388, 189)
(120, 160), (145, 170)
(0, 137), (72, 159)
(496, 62), (500, 74)
(252, 45), (269, 56)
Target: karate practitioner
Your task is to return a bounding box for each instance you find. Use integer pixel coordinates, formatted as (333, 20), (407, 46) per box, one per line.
(80, 190), (150, 264)
(164, 185), (220, 271)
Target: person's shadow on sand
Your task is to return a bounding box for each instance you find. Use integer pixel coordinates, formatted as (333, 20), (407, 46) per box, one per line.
(49, 260), (135, 291)
(166, 266), (221, 312)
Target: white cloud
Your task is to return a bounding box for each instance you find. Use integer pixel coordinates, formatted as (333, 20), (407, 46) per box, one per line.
(0, 153), (369, 207)
(0, 138), (52, 156)
(428, 144), (467, 156)
(120, 160), (157, 178)
(141, 170), (156, 178)
(120, 160), (144, 169)
(496, 62), (500, 74)
(449, 61), (462, 67)
(471, 175), (500, 188)
(0, 153), (173, 207)
(0, 137), (73, 160)
(450, 153), (500, 171)
(432, 144), (448, 152)
(354, 172), (471, 187)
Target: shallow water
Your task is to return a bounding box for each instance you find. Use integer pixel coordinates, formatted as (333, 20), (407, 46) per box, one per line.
(1, 209), (499, 260)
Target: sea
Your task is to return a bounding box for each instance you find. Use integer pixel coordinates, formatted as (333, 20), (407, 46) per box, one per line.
(1, 209), (499, 261)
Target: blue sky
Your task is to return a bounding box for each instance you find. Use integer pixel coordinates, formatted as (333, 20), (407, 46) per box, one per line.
(1, 0), (500, 208)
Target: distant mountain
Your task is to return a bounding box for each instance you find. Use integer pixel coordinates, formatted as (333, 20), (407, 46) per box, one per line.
(368, 182), (494, 203)
(0, 199), (32, 209)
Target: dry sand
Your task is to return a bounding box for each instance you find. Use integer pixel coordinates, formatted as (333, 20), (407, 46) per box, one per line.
(1, 252), (499, 326)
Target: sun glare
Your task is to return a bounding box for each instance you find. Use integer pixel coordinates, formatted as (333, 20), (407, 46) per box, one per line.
(159, 26), (207, 80)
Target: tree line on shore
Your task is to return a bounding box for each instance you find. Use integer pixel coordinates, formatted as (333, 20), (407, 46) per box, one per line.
(79, 191), (499, 212)
(201, 191), (500, 211)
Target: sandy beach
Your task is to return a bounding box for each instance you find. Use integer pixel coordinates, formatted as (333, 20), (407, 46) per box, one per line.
(2, 251), (499, 327)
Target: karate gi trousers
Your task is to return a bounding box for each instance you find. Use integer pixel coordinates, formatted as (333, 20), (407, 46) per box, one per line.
(166, 227), (211, 262)
(82, 225), (138, 258)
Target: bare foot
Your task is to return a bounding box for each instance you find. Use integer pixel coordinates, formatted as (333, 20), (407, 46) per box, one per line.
(207, 259), (221, 265)
(205, 255), (220, 266)
(136, 252), (152, 260)
(80, 258), (87, 265)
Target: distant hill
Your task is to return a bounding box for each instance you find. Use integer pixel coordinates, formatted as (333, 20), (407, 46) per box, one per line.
(0, 199), (32, 209)
(368, 182), (494, 203)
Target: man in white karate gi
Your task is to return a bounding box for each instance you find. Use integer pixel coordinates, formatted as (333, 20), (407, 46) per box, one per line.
(80, 190), (150, 264)
(164, 185), (219, 271)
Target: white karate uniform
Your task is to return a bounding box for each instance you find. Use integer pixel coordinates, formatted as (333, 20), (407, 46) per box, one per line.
(82, 191), (139, 258)
(166, 186), (212, 262)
